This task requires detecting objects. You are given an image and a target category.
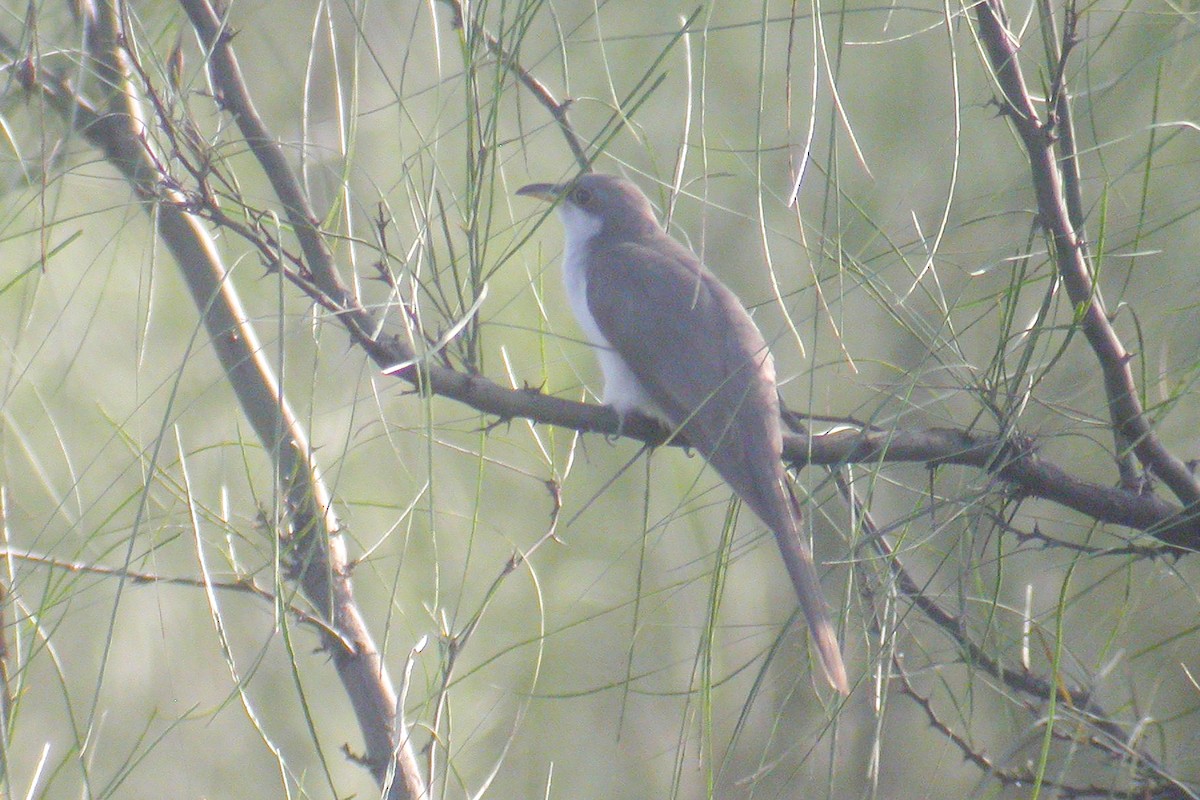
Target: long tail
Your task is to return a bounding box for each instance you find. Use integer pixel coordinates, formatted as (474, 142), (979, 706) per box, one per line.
(771, 521), (850, 695)
(677, 386), (848, 693)
(710, 457), (850, 694)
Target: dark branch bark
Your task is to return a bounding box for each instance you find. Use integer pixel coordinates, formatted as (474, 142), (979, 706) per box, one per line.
(972, 0), (1200, 510)
(789, 425), (1197, 547)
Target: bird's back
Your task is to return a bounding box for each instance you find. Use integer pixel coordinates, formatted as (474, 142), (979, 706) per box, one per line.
(585, 232), (794, 536)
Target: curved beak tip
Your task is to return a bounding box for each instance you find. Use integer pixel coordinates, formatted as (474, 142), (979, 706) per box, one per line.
(516, 182), (562, 202)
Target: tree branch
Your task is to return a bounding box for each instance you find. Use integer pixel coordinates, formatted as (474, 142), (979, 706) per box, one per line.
(12, 5), (429, 796)
(971, 0), (1200, 509)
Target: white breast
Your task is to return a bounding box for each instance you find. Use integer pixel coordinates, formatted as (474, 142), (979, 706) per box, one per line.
(558, 204), (655, 415)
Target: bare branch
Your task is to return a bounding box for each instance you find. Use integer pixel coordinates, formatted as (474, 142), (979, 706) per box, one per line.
(789, 424), (1197, 548)
(972, 0), (1200, 509)
(6, 4), (429, 795)
(0, 547), (350, 644)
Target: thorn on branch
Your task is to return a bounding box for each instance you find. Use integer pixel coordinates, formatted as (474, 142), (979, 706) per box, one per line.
(984, 96), (1004, 118)
(373, 203), (392, 249)
(505, 551), (527, 572)
(544, 478), (562, 520)
(441, 0), (465, 30)
(341, 742), (373, 769)
(195, 86), (229, 112)
(482, 415), (514, 434)
(1062, 4), (1080, 53)
(15, 56), (36, 91)
(371, 261), (399, 290)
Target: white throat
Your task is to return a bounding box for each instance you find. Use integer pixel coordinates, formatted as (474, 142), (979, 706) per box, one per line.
(557, 204), (654, 415)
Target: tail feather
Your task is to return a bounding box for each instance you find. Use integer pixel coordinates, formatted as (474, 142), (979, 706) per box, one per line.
(770, 516), (850, 695)
(734, 472), (848, 695)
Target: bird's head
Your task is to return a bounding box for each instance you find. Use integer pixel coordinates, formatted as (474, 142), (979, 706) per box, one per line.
(517, 173), (660, 243)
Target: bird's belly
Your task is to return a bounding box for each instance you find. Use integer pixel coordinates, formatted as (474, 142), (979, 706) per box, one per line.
(562, 242), (655, 415)
(593, 346), (655, 415)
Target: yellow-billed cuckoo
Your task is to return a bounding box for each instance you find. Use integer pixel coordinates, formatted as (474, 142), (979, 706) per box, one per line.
(517, 173), (849, 695)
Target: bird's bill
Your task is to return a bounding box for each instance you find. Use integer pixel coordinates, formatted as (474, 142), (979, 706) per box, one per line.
(515, 182), (567, 202)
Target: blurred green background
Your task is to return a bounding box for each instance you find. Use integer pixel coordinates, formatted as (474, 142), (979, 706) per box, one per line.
(2, 0), (1199, 797)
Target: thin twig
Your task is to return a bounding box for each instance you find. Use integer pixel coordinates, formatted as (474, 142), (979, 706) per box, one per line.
(438, 0), (589, 171)
(845, 472), (1184, 797)
(0, 548), (350, 644)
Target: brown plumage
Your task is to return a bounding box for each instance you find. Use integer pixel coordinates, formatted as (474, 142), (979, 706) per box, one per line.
(518, 174), (849, 695)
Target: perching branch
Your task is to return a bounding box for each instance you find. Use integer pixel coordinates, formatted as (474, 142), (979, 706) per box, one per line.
(161, 0), (1200, 556)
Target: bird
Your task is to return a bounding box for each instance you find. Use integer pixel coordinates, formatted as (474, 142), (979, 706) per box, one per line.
(517, 173), (849, 695)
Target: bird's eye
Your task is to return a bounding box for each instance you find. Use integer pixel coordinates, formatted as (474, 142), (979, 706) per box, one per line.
(571, 187), (592, 205)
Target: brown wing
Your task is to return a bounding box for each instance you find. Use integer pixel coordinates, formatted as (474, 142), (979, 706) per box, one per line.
(585, 234), (850, 695)
(584, 234), (787, 530)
